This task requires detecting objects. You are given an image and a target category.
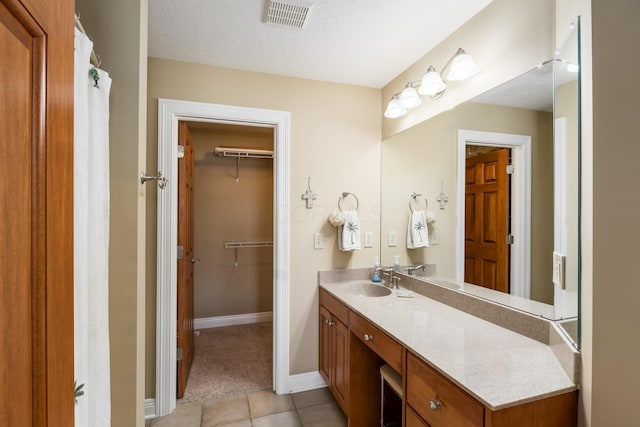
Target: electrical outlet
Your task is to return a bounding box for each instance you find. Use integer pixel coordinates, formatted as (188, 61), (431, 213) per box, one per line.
(364, 232), (374, 248)
(314, 232), (324, 249)
(388, 231), (397, 247)
(552, 251), (565, 289)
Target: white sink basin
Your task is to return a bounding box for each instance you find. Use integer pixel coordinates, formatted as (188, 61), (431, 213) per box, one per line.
(343, 281), (392, 297)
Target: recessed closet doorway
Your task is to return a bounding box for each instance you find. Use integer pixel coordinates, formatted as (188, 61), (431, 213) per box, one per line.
(179, 121), (274, 401)
(155, 99), (290, 417)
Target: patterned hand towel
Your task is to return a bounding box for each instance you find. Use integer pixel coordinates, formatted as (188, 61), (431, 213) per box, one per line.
(407, 210), (429, 249)
(338, 210), (361, 251)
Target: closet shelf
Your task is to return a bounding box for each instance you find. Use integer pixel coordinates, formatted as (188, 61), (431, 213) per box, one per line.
(214, 147), (273, 181)
(225, 240), (273, 249)
(225, 240), (273, 267)
(214, 147), (273, 159)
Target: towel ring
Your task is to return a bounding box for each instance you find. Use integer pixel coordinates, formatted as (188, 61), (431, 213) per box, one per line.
(338, 192), (359, 212)
(409, 192), (428, 213)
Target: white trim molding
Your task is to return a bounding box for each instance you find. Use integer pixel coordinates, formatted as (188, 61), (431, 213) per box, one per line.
(194, 312), (273, 330)
(156, 99), (291, 417)
(144, 399), (156, 420)
(287, 371), (327, 394)
(457, 129), (532, 298)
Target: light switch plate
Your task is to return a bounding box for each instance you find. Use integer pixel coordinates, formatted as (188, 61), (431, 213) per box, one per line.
(552, 251), (565, 289)
(364, 231), (373, 248)
(388, 231), (397, 247)
(314, 232), (324, 249)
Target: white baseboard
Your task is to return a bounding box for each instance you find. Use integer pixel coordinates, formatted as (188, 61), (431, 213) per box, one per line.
(145, 371), (325, 420)
(145, 398), (156, 420)
(194, 311), (273, 330)
(287, 371), (327, 393)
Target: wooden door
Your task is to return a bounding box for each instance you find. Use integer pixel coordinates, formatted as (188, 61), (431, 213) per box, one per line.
(177, 121), (195, 398)
(464, 148), (510, 293)
(0, 0), (74, 425)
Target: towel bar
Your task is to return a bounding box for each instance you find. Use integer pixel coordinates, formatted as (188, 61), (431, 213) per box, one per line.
(338, 192), (359, 212)
(409, 192), (428, 213)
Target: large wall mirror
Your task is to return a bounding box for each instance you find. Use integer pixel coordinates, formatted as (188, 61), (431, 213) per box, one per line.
(380, 19), (581, 348)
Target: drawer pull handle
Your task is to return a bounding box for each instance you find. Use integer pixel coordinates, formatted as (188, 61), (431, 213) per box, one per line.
(429, 399), (442, 410)
(364, 334), (374, 341)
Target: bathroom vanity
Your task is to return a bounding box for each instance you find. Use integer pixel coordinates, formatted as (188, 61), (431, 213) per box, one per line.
(318, 270), (578, 426)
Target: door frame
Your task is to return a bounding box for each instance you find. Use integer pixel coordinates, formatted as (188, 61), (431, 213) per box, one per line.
(457, 129), (532, 298)
(155, 99), (290, 416)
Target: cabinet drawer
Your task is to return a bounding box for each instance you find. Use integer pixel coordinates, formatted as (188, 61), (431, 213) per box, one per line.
(349, 311), (403, 373)
(319, 288), (349, 325)
(406, 406), (431, 427)
(407, 352), (483, 427)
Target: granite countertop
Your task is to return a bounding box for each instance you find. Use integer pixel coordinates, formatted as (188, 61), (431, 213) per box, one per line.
(319, 279), (577, 411)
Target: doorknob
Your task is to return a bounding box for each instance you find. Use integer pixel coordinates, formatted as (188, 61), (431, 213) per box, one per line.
(191, 257), (200, 264)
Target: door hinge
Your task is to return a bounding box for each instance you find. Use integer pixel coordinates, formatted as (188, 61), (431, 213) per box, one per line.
(506, 164), (514, 174)
(177, 246), (184, 259)
(506, 234), (514, 245)
(177, 347), (183, 361)
(178, 145), (184, 159)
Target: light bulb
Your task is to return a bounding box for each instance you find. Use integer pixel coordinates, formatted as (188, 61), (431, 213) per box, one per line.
(399, 85), (422, 108)
(446, 48), (479, 81)
(418, 66), (447, 97)
(384, 97), (407, 119)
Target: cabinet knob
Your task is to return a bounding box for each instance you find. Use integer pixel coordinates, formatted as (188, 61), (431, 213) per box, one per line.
(364, 334), (373, 341)
(326, 319), (335, 326)
(429, 399), (442, 410)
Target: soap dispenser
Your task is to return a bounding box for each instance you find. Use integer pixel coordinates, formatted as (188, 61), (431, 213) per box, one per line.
(372, 256), (382, 282)
(394, 255), (401, 271)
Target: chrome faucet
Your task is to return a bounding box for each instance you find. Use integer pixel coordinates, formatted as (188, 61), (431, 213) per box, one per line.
(406, 264), (426, 276)
(375, 266), (395, 288)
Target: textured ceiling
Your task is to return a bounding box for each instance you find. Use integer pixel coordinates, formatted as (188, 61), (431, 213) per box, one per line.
(149, 0), (494, 89)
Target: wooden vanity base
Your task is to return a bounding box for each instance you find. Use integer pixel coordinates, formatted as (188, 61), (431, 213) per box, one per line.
(319, 288), (577, 427)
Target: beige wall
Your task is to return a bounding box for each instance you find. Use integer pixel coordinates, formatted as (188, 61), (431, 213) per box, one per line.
(381, 102), (553, 303)
(381, 0), (555, 139)
(75, 0), (148, 425)
(587, 0), (640, 425)
(190, 125), (274, 318)
(145, 59), (381, 397)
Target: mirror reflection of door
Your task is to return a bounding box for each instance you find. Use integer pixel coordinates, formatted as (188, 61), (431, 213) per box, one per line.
(464, 146), (510, 292)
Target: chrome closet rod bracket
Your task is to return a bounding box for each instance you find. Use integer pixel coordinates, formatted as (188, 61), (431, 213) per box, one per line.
(140, 171), (168, 189)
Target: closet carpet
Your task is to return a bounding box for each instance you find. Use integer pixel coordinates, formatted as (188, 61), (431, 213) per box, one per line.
(179, 321), (273, 403)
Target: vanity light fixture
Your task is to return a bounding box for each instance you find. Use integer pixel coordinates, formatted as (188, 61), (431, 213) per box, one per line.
(384, 48), (479, 118)
(399, 83), (422, 108)
(384, 94), (408, 119)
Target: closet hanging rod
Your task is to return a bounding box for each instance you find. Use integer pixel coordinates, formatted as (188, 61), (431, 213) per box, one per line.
(214, 147), (274, 159)
(224, 240), (273, 249)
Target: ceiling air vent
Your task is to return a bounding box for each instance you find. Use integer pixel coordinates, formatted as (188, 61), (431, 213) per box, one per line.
(263, 0), (314, 29)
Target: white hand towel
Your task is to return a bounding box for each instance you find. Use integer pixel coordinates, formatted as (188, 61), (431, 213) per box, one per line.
(339, 210), (361, 251)
(407, 211), (429, 249)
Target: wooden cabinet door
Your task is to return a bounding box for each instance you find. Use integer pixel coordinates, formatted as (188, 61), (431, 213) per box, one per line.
(332, 318), (349, 412)
(319, 306), (333, 385)
(0, 0), (74, 425)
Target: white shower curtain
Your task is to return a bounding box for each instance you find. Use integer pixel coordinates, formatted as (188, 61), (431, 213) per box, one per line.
(74, 28), (112, 427)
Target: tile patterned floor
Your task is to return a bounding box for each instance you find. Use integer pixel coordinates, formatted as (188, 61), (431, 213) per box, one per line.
(147, 388), (347, 427)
